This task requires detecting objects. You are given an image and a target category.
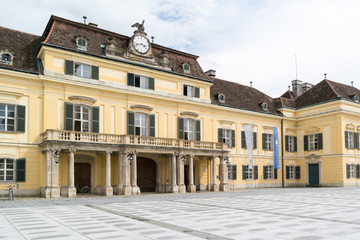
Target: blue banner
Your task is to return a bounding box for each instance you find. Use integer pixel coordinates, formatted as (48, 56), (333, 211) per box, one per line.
(273, 127), (279, 169)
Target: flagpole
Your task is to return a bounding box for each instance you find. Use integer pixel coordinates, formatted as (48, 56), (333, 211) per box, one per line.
(273, 165), (275, 188)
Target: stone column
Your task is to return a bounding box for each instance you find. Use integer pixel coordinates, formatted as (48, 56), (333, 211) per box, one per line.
(131, 152), (140, 195)
(187, 155), (196, 192)
(219, 156), (228, 191)
(167, 154), (178, 193)
(177, 155), (186, 193)
(122, 152), (132, 195)
(50, 149), (60, 198)
(156, 159), (162, 192)
(43, 149), (52, 198)
(211, 156), (219, 191)
(67, 148), (76, 197)
(104, 150), (113, 196)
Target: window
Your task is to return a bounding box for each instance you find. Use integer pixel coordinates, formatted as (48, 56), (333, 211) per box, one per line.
(1, 52), (13, 64)
(262, 133), (273, 150)
(64, 103), (99, 133)
(304, 133), (323, 151)
(285, 135), (297, 152)
(135, 113), (147, 136)
(0, 159), (14, 181)
(242, 165), (258, 180)
(286, 166), (300, 179)
(178, 117), (201, 141)
(263, 165), (277, 180)
(76, 37), (87, 51)
(241, 131), (257, 149)
(346, 164), (360, 179)
(218, 128), (235, 148)
(183, 63), (190, 74)
(0, 104), (25, 132)
(228, 165), (237, 180)
(345, 131), (357, 149)
(65, 60), (99, 80)
(218, 94), (225, 103)
(127, 73), (154, 90)
(74, 105), (90, 132)
(183, 84), (200, 98)
(127, 111), (155, 137)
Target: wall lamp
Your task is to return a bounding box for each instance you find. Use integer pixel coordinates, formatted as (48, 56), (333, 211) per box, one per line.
(181, 155), (187, 164)
(127, 154), (133, 165)
(224, 157), (231, 167)
(54, 150), (60, 164)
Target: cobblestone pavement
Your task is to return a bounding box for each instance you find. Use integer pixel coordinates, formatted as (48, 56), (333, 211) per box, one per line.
(1, 188), (360, 239)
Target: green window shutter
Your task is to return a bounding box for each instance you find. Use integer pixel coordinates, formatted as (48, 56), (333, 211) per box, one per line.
(263, 166), (268, 180)
(262, 133), (266, 150)
(195, 120), (201, 141)
(318, 133), (323, 150)
(274, 168), (278, 179)
(16, 105), (26, 132)
(148, 77), (155, 90)
(346, 164), (350, 178)
(242, 165), (247, 180)
(64, 102), (73, 131)
(231, 129), (235, 148)
(241, 131), (246, 149)
(194, 87), (200, 98)
(253, 132), (257, 149)
(92, 106), (99, 133)
(218, 128), (223, 143)
(149, 114), (155, 137)
(183, 85), (187, 96)
(295, 166), (301, 179)
(285, 136), (289, 151)
(345, 131), (349, 148)
(127, 111), (135, 135)
(294, 137), (297, 152)
(304, 135), (308, 151)
(178, 117), (184, 139)
(286, 166), (290, 179)
(91, 65), (99, 80)
(65, 60), (74, 75)
(16, 158), (26, 182)
(357, 133), (360, 149)
(356, 164), (360, 178)
(254, 165), (258, 179)
(232, 165), (237, 180)
(127, 73), (135, 86)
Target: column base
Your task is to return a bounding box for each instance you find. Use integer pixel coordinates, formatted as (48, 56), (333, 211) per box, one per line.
(104, 186), (113, 196)
(187, 184), (196, 193)
(132, 186), (141, 195)
(122, 185), (132, 195)
(67, 186), (77, 198)
(113, 185), (123, 195)
(219, 183), (228, 192)
(45, 187), (60, 198)
(178, 184), (186, 194)
(211, 184), (219, 192)
(166, 185), (179, 193)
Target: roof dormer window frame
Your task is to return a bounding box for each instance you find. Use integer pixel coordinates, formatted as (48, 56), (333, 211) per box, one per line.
(75, 36), (88, 51)
(182, 63), (191, 74)
(0, 51), (13, 65)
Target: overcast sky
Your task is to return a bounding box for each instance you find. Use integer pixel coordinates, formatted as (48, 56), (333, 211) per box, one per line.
(2, 0), (360, 97)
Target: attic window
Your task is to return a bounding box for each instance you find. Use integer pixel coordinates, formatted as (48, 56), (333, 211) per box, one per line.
(76, 37), (88, 51)
(351, 95), (360, 102)
(0, 52), (13, 65)
(260, 102), (268, 111)
(183, 63), (190, 74)
(218, 93), (225, 103)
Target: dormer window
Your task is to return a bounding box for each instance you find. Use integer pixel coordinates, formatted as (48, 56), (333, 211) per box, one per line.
(0, 52), (13, 65)
(260, 102), (268, 111)
(350, 94), (360, 102)
(75, 36), (88, 51)
(218, 93), (225, 103)
(183, 63), (191, 74)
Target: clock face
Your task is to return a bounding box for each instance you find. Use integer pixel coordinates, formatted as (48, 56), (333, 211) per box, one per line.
(133, 35), (149, 54)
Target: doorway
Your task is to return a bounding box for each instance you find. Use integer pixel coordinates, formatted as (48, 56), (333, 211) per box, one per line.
(308, 164), (319, 186)
(137, 157), (156, 192)
(75, 163), (91, 193)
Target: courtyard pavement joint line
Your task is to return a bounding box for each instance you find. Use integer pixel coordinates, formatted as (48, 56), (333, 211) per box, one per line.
(172, 199), (360, 226)
(86, 204), (231, 240)
(0, 210), (26, 239)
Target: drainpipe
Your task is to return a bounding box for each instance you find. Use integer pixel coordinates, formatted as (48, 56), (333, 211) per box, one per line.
(281, 118), (285, 187)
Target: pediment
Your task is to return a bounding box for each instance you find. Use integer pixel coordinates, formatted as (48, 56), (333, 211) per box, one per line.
(346, 123), (356, 130)
(180, 111), (199, 118)
(305, 126), (320, 133)
(130, 104), (153, 112)
(68, 95), (96, 104)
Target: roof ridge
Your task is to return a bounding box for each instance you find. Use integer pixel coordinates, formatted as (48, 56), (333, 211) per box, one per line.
(0, 26), (40, 38)
(325, 79), (340, 96)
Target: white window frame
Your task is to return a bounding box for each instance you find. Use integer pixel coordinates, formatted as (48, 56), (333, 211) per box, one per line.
(346, 131), (356, 149)
(0, 104), (15, 132)
(0, 158), (14, 181)
(288, 166), (295, 179)
(134, 75), (148, 89)
(245, 165), (253, 180)
(287, 136), (295, 152)
(74, 63), (91, 78)
(184, 118), (194, 140)
(135, 112), (148, 136)
(265, 133), (273, 150)
(74, 105), (90, 132)
(308, 134), (319, 150)
(183, 84), (194, 97)
(265, 165), (274, 179)
(349, 164), (355, 178)
(76, 37), (88, 51)
(222, 129), (231, 147)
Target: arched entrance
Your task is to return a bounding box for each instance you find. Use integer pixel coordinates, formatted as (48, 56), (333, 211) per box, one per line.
(75, 163), (91, 193)
(137, 157), (156, 192)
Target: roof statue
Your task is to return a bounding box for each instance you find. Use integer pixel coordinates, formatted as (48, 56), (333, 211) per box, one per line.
(131, 20), (146, 35)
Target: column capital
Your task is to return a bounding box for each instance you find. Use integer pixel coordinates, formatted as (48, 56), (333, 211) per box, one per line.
(69, 147), (76, 154)
(106, 150), (112, 155)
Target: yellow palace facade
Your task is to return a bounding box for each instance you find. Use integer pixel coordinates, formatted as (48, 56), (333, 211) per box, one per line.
(0, 16), (359, 198)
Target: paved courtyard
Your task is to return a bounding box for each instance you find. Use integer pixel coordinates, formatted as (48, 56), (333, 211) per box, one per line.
(1, 187), (360, 240)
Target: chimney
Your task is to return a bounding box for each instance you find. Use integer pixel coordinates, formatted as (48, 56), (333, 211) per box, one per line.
(88, 22), (98, 27)
(292, 80), (302, 98)
(302, 82), (313, 93)
(205, 69), (216, 77)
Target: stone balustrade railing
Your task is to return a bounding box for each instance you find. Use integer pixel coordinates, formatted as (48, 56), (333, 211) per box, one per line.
(41, 129), (227, 150)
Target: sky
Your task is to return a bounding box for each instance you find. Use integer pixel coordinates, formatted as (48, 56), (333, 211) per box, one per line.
(2, 0), (360, 97)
